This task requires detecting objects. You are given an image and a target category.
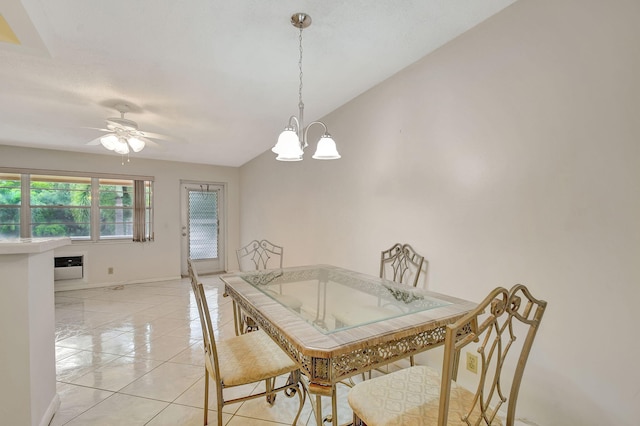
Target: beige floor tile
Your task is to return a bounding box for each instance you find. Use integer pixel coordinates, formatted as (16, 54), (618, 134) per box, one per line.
(162, 318), (204, 341)
(56, 329), (126, 351)
(96, 312), (168, 333)
(138, 279), (187, 288)
(63, 393), (168, 426)
(235, 382), (311, 425)
(97, 291), (179, 305)
(119, 361), (202, 402)
(62, 310), (125, 329)
(55, 295), (86, 310)
(70, 355), (163, 391)
(56, 346), (81, 361)
(86, 331), (139, 355)
(146, 315), (196, 334)
(49, 383), (114, 426)
(56, 350), (121, 383)
(55, 323), (89, 342)
(162, 304), (201, 320)
(145, 403), (230, 426)
(124, 333), (200, 361)
(226, 415), (292, 425)
(55, 307), (91, 323)
(56, 288), (109, 299)
(76, 298), (155, 315)
(168, 342), (206, 366)
(134, 285), (190, 297)
(53, 276), (359, 425)
(173, 375), (257, 415)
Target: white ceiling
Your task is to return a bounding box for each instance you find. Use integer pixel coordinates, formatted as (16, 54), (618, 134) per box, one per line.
(0, 0), (517, 167)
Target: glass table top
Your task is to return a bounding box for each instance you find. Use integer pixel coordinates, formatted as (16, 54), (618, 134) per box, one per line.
(237, 265), (451, 334)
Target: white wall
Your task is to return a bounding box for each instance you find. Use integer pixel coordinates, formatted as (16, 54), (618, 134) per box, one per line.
(0, 145), (240, 288)
(239, 0), (640, 424)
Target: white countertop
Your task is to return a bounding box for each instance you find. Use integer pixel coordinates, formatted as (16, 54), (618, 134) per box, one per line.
(0, 237), (72, 255)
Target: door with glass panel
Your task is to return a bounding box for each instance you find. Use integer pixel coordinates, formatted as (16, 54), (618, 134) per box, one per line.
(181, 183), (225, 275)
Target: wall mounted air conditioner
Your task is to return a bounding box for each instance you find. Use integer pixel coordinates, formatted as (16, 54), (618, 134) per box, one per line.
(54, 256), (83, 280)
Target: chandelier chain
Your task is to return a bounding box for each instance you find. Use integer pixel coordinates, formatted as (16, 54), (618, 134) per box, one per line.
(298, 26), (304, 110)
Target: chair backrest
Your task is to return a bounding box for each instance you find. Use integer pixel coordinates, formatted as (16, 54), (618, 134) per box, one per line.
(187, 258), (221, 381)
(439, 284), (547, 425)
(379, 243), (425, 287)
(236, 239), (283, 271)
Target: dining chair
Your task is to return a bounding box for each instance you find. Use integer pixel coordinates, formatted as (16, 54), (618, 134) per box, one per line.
(333, 243), (426, 368)
(234, 239), (302, 334)
(378, 242), (426, 367)
(236, 239), (284, 271)
(347, 284), (547, 426)
(380, 242), (425, 287)
(187, 259), (306, 426)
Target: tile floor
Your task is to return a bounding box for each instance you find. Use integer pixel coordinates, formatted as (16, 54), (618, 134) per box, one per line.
(52, 274), (358, 425)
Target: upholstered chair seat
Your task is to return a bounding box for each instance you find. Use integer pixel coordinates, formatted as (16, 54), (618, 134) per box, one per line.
(188, 259), (305, 426)
(348, 285), (547, 426)
(213, 329), (299, 386)
(348, 365), (498, 426)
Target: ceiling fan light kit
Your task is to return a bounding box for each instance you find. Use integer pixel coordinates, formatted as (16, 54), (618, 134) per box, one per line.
(97, 103), (149, 157)
(271, 13), (341, 162)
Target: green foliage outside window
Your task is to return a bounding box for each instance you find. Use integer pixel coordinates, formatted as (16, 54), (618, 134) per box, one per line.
(30, 177), (91, 238)
(0, 175), (20, 238)
(99, 181), (133, 237)
(0, 172), (152, 240)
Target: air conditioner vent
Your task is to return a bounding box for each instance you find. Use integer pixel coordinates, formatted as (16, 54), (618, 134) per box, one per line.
(54, 256), (83, 280)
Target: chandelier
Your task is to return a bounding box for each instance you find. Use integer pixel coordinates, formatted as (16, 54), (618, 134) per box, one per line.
(271, 13), (341, 161)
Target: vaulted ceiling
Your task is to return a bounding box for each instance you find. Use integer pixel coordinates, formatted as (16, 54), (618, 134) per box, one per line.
(1, 1), (517, 166)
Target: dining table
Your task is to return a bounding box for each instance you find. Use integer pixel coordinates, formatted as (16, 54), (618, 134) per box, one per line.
(220, 264), (477, 426)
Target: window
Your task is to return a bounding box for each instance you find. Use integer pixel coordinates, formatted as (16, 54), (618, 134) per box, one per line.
(0, 169), (153, 242)
(99, 178), (133, 239)
(188, 189), (218, 259)
(30, 175), (92, 238)
(99, 178), (153, 241)
(0, 173), (20, 238)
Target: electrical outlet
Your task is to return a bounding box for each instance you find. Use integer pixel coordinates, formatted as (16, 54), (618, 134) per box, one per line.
(466, 352), (478, 374)
(108, 267), (114, 274)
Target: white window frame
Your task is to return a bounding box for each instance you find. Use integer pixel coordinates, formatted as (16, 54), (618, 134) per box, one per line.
(0, 167), (154, 242)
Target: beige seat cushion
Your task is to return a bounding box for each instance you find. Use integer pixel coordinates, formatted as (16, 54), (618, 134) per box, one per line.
(211, 329), (298, 387)
(348, 365), (501, 426)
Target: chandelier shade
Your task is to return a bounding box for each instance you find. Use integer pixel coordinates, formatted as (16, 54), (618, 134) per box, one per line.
(127, 136), (146, 152)
(99, 134), (118, 151)
(312, 134), (341, 160)
(273, 13), (341, 162)
(273, 128), (304, 161)
(99, 131), (147, 155)
(113, 138), (130, 155)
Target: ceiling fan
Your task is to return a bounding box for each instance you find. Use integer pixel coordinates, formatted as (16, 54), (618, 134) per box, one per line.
(87, 103), (171, 155)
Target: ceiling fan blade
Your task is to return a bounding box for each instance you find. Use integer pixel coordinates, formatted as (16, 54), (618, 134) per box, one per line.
(139, 130), (185, 143)
(82, 107), (182, 150)
(139, 130), (170, 140)
(137, 136), (162, 149)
